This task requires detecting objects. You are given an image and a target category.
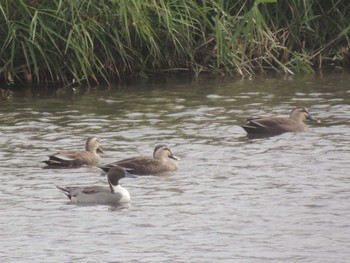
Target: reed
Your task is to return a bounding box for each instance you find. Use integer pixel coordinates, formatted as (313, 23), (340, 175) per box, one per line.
(0, 0), (349, 87)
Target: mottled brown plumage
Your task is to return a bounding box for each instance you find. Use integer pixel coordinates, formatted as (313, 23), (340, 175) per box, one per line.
(100, 145), (179, 175)
(242, 107), (320, 136)
(43, 137), (104, 168)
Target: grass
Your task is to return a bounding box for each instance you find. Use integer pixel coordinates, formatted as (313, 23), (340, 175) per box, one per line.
(0, 0), (349, 87)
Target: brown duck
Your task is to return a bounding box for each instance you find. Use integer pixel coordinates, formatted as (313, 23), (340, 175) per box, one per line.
(242, 107), (320, 136)
(100, 145), (179, 175)
(43, 137), (104, 167)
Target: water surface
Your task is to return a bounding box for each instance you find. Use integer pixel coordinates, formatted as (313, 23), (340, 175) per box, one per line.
(1, 73), (350, 262)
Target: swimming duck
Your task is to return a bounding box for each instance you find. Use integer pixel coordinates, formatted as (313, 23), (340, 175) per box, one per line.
(0, 88), (13, 100)
(43, 137), (104, 167)
(56, 166), (130, 205)
(242, 107), (321, 136)
(100, 145), (179, 175)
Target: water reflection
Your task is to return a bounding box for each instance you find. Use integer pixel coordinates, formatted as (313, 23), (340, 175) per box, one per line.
(0, 73), (350, 262)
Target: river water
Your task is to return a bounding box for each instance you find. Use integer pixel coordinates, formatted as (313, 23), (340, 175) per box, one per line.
(1, 73), (349, 262)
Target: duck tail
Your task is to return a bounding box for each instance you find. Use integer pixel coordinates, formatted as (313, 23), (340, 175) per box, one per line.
(56, 186), (72, 200)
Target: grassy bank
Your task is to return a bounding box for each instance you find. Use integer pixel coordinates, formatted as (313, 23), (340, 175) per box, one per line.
(0, 0), (349, 87)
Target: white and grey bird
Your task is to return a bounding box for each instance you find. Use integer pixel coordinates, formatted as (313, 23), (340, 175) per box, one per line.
(56, 166), (130, 205)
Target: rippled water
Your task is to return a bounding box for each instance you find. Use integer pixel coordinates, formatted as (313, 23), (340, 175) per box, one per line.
(1, 73), (350, 262)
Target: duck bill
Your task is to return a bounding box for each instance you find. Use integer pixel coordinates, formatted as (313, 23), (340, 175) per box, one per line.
(308, 115), (321, 123)
(97, 147), (105, 154)
(170, 154), (180, 161)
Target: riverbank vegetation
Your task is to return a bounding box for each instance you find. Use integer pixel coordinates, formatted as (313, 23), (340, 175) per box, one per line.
(0, 0), (349, 87)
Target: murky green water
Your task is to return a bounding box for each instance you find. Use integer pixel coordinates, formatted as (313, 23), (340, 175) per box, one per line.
(1, 73), (350, 262)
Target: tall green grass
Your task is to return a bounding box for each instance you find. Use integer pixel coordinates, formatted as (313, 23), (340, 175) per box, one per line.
(0, 0), (349, 87)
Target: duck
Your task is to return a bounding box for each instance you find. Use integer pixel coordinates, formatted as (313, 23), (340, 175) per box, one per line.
(43, 137), (104, 167)
(0, 88), (13, 100)
(242, 107), (321, 136)
(56, 166), (130, 205)
(99, 145), (179, 175)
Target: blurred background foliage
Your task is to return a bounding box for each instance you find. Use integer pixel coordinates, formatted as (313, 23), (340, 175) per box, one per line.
(0, 0), (349, 87)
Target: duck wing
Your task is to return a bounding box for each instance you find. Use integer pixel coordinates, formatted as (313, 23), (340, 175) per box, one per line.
(100, 157), (164, 175)
(44, 151), (98, 167)
(242, 117), (293, 135)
